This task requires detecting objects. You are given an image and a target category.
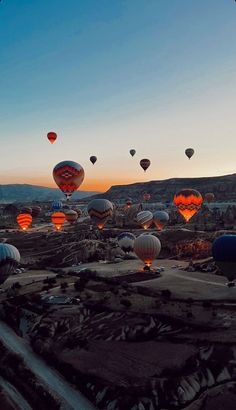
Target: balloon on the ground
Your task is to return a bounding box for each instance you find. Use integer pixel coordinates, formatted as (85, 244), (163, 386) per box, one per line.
(53, 160), (85, 200)
(129, 149), (136, 157)
(75, 208), (82, 218)
(137, 211), (153, 229)
(65, 210), (78, 224)
(87, 199), (113, 230)
(205, 192), (215, 203)
(125, 198), (133, 208)
(47, 132), (57, 144)
(134, 234), (161, 267)
(185, 148), (194, 159)
(31, 206), (41, 218)
(17, 213), (32, 231)
(153, 210), (169, 230)
(51, 212), (66, 230)
(0, 244), (20, 285)
(143, 192), (151, 202)
(212, 235), (236, 285)
(20, 207), (32, 215)
(173, 189), (203, 222)
(117, 232), (136, 254)
(52, 200), (63, 211)
(140, 159), (151, 172)
(90, 156), (97, 165)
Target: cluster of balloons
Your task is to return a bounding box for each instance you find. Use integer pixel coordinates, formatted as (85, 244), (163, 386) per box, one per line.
(136, 210), (169, 230)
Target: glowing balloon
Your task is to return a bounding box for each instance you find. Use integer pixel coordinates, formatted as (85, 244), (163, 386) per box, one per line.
(52, 201), (63, 212)
(153, 210), (169, 230)
(53, 160), (85, 200)
(51, 212), (65, 230)
(212, 235), (236, 286)
(87, 199), (113, 230)
(47, 132), (57, 144)
(205, 193), (215, 203)
(125, 198), (133, 208)
(65, 210), (78, 224)
(130, 149), (136, 157)
(117, 232), (136, 254)
(134, 234), (161, 267)
(137, 211), (153, 229)
(90, 156), (97, 165)
(0, 244), (20, 285)
(143, 192), (151, 202)
(17, 214), (32, 231)
(140, 159), (151, 172)
(173, 189), (203, 222)
(185, 148), (194, 159)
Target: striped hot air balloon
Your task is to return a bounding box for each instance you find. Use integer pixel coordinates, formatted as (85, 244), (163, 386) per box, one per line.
(16, 213), (32, 231)
(53, 160), (85, 200)
(117, 232), (136, 254)
(153, 210), (169, 230)
(47, 132), (57, 144)
(87, 199), (113, 230)
(51, 212), (66, 230)
(134, 234), (161, 268)
(31, 206), (41, 218)
(137, 211), (153, 229)
(173, 189), (203, 222)
(0, 244), (20, 285)
(65, 210), (78, 224)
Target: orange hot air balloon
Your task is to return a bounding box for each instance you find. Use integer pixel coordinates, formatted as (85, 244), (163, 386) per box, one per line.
(47, 132), (57, 144)
(65, 210), (78, 224)
(205, 192), (215, 203)
(53, 160), (85, 200)
(16, 213), (32, 231)
(140, 159), (151, 172)
(174, 189), (203, 222)
(51, 212), (65, 230)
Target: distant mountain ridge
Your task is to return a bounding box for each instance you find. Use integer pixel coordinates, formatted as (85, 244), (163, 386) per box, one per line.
(84, 173), (236, 202)
(0, 184), (99, 203)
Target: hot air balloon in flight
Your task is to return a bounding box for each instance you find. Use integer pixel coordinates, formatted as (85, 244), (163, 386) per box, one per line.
(51, 212), (65, 230)
(53, 161), (85, 200)
(65, 210), (78, 224)
(143, 192), (151, 202)
(0, 244), (20, 285)
(130, 149), (136, 157)
(185, 148), (194, 159)
(205, 193), (215, 203)
(125, 198), (133, 208)
(153, 210), (169, 230)
(134, 234), (161, 268)
(137, 211), (153, 229)
(16, 214), (32, 231)
(173, 189), (203, 222)
(52, 200), (63, 212)
(212, 235), (236, 286)
(32, 206), (41, 218)
(117, 232), (136, 254)
(90, 156), (97, 165)
(47, 132), (57, 144)
(87, 199), (113, 230)
(140, 159), (151, 172)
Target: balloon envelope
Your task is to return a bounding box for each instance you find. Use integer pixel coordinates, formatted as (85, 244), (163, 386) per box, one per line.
(52, 201), (63, 212)
(143, 192), (151, 202)
(137, 211), (153, 229)
(117, 232), (136, 253)
(65, 210), (78, 224)
(0, 244), (20, 285)
(17, 214), (32, 231)
(140, 159), (151, 172)
(212, 235), (236, 283)
(153, 210), (169, 230)
(53, 160), (85, 200)
(90, 156), (97, 165)
(130, 149), (136, 157)
(87, 199), (113, 229)
(47, 132), (57, 144)
(205, 193), (215, 203)
(174, 189), (203, 222)
(51, 212), (65, 230)
(32, 206), (41, 218)
(134, 234), (161, 267)
(185, 148), (194, 159)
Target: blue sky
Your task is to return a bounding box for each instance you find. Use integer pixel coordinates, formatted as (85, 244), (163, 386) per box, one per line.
(0, 0), (236, 191)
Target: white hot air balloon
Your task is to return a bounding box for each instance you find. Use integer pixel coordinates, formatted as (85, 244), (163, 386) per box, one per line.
(136, 211), (153, 229)
(117, 232), (136, 254)
(153, 211), (169, 230)
(134, 234), (161, 268)
(0, 244), (20, 285)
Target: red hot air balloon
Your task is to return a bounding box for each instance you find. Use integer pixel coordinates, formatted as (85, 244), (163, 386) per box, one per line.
(173, 189), (203, 222)
(53, 161), (85, 200)
(51, 212), (66, 230)
(16, 214), (32, 231)
(140, 159), (151, 172)
(47, 132), (57, 144)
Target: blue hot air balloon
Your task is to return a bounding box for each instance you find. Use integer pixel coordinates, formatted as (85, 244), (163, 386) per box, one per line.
(52, 200), (63, 212)
(212, 235), (236, 286)
(0, 244), (20, 285)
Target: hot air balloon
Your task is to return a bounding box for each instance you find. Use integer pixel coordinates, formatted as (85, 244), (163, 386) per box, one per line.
(75, 208), (82, 218)
(65, 210), (78, 224)
(90, 156), (97, 165)
(140, 159), (151, 172)
(173, 189), (203, 222)
(51, 212), (65, 230)
(205, 193), (215, 203)
(53, 160), (85, 200)
(185, 148), (194, 159)
(153, 210), (169, 230)
(0, 244), (20, 285)
(125, 198), (133, 209)
(20, 207), (32, 215)
(134, 234), (161, 268)
(16, 214), (32, 231)
(143, 192), (151, 202)
(137, 211), (153, 229)
(47, 132), (57, 144)
(130, 149), (136, 157)
(31, 206), (41, 218)
(117, 232), (136, 254)
(87, 199), (113, 230)
(52, 201), (63, 212)
(212, 235), (236, 286)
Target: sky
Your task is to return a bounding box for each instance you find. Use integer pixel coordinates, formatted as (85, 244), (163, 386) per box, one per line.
(0, 0), (236, 192)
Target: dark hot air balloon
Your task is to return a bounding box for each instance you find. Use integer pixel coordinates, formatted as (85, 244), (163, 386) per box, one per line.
(140, 159), (151, 172)
(212, 235), (236, 286)
(90, 156), (97, 165)
(47, 132), (57, 144)
(129, 149), (136, 157)
(0, 244), (20, 285)
(185, 148), (194, 159)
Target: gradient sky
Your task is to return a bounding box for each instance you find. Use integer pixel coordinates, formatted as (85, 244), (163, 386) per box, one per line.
(0, 0), (236, 192)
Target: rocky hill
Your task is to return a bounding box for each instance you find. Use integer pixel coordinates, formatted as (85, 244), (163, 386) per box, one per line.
(0, 184), (98, 203)
(86, 173), (236, 202)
